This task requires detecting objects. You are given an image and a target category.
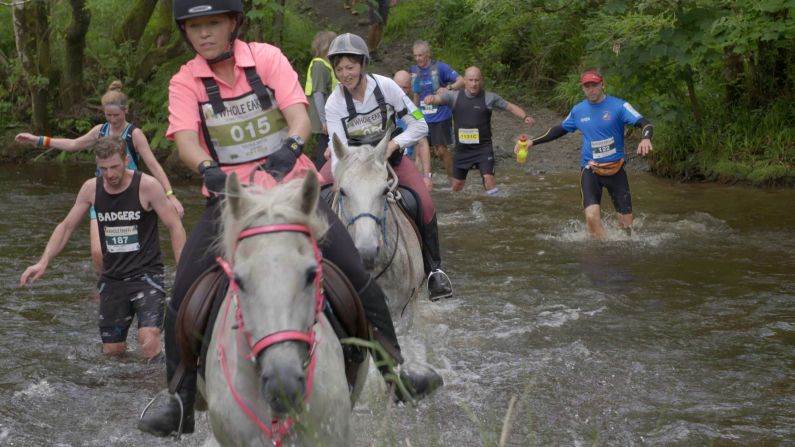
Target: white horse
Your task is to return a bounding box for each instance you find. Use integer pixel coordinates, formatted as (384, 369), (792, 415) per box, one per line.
(331, 133), (426, 334)
(201, 171), (367, 447)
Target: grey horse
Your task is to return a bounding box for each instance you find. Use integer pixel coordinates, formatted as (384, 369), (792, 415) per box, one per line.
(201, 171), (367, 446)
(331, 133), (426, 335)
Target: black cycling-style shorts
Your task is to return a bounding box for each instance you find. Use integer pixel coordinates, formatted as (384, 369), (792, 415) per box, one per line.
(580, 166), (632, 214)
(97, 272), (165, 344)
(427, 120), (454, 147)
(452, 144), (495, 180)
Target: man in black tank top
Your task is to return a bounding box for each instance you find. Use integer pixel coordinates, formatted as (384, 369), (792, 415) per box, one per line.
(423, 66), (536, 195)
(19, 138), (186, 360)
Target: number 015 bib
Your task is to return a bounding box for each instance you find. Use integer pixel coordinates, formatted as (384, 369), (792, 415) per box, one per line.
(201, 90), (288, 165)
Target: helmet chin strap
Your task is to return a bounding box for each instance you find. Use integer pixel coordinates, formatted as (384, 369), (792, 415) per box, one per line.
(206, 33), (237, 65)
(350, 63), (368, 91)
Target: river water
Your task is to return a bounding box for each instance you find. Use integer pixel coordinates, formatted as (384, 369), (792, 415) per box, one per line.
(1, 162), (793, 446)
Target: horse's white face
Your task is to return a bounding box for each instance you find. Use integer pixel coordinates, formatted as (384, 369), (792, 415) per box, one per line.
(332, 133), (390, 270)
(221, 172), (323, 415)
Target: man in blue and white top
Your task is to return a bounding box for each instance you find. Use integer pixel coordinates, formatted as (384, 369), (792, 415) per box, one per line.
(518, 69), (653, 239)
(410, 40), (463, 179)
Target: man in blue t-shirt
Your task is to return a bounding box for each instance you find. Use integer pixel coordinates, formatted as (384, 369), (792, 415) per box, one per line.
(518, 69), (653, 239)
(409, 40), (463, 179)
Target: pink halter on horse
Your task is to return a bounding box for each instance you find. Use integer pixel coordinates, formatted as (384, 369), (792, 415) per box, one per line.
(216, 223), (324, 446)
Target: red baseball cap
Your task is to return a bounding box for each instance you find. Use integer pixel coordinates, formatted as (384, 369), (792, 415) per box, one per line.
(580, 72), (603, 85)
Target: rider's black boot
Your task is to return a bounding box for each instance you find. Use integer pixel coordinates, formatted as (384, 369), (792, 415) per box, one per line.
(138, 374), (196, 437)
(420, 214), (453, 300)
(357, 279), (443, 402)
(138, 305), (196, 437)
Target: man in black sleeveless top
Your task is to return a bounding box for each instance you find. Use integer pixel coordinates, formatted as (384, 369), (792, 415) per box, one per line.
(423, 66), (536, 195)
(19, 138), (186, 360)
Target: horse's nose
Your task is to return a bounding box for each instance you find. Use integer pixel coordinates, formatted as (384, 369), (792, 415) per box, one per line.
(261, 364), (306, 415)
(360, 245), (379, 270)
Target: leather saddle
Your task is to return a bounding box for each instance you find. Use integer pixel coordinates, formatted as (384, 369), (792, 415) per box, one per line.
(173, 258), (369, 394)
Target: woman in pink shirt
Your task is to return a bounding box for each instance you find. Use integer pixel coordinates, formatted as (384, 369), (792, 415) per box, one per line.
(138, 0), (439, 437)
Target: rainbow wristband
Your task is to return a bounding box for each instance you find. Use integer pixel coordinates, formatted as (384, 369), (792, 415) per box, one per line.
(38, 136), (44, 147)
(43, 136), (51, 148)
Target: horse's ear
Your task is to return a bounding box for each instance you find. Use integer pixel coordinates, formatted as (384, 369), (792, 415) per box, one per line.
(374, 127), (392, 160)
(225, 172), (243, 218)
(300, 170), (320, 216)
(331, 133), (348, 162)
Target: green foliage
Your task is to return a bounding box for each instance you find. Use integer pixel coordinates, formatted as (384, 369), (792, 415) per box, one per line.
(1, 0), (793, 185)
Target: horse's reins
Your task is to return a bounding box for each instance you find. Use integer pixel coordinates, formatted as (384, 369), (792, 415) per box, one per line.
(215, 223), (324, 446)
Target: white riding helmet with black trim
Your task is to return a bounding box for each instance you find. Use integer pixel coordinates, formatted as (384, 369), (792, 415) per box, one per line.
(327, 33), (370, 67)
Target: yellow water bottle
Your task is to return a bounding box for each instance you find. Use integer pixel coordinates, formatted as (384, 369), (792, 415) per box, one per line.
(516, 135), (529, 164)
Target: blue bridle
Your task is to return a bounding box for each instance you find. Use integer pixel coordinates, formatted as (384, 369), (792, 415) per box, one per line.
(337, 193), (390, 246)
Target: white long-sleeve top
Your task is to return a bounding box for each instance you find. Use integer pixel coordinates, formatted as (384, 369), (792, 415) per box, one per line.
(325, 73), (427, 171)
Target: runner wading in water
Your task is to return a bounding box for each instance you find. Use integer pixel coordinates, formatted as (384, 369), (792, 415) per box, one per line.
(409, 40), (464, 179)
(319, 33), (453, 300)
(19, 138), (185, 360)
(423, 66), (535, 195)
(15, 81), (184, 274)
(137, 1), (441, 438)
(516, 69), (653, 239)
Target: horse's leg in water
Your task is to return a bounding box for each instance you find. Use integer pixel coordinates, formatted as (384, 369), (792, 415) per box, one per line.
(393, 156), (452, 300)
(315, 200), (403, 364)
(317, 199), (440, 399)
(139, 201), (221, 437)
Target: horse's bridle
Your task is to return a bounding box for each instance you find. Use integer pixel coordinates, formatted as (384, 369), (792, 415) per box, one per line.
(333, 163), (402, 279)
(215, 223), (324, 446)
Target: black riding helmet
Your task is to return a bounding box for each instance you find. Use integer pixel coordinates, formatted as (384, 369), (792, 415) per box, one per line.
(173, 0), (245, 65)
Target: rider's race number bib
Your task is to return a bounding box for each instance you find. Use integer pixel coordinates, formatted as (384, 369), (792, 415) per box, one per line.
(591, 137), (616, 159)
(104, 225), (140, 253)
(458, 128), (480, 145)
(202, 91), (288, 164)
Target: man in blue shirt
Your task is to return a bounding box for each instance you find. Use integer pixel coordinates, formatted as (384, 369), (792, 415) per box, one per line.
(519, 69), (653, 239)
(410, 40), (464, 179)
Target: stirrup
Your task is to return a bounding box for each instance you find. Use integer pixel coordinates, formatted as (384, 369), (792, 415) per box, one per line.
(427, 269), (453, 301)
(139, 390), (186, 440)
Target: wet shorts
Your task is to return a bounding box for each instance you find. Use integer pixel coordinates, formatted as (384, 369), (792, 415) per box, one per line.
(369, 0), (390, 25)
(97, 272), (166, 344)
(452, 144), (495, 181)
(580, 165), (632, 214)
(427, 120), (454, 147)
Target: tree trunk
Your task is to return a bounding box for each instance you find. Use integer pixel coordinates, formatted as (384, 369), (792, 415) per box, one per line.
(12, 0), (52, 132)
(683, 65), (701, 125)
(62, 0), (91, 111)
(722, 46), (744, 105)
(270, 0), (286, 46)
(134, 0), (181, 82)
(135, 39), (185, 82)
(113, 0), (159, 47)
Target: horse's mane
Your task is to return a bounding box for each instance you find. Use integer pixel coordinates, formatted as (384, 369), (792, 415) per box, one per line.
(218, 180), (328, 261)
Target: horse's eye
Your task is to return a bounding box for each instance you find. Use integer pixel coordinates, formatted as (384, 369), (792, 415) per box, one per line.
(381, 187), (390, 196)
(305, 267), (317, 287)
(339, 188), (347, 197)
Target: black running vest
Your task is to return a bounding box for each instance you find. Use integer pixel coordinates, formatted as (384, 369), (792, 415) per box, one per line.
(95, 171), (163, 280)
(451, 90), (492, 149)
